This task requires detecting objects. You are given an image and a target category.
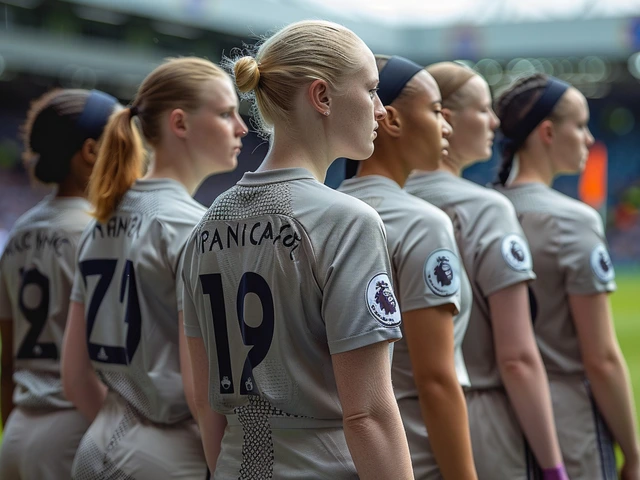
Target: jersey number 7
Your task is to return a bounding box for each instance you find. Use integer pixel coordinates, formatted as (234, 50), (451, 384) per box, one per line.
(200, 272), (274, 396)
(79, 259), (142, 365)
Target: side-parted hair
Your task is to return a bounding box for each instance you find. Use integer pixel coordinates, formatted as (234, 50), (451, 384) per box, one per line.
(226, 20), (365, 138)
(89, 57), (228, 223)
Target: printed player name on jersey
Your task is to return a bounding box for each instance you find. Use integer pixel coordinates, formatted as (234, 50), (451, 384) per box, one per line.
(3, 230), (71, 257)
(92, 215), (142, 240)
(197, 221), (301, 260)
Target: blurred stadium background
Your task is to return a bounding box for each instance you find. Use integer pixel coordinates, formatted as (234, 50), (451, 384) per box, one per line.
(0, 0), (638, 437)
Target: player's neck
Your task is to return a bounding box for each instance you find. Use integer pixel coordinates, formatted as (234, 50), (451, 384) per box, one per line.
(146, 149), (200, 195)
(357, 144), (408, 188)
(511, 151), (554, 187)
(438, 153), (463, 177)
(258, 130), (333, 183)
(56, 176), (87, 199)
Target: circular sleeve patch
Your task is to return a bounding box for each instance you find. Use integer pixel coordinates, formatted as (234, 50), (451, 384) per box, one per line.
(424, 248), (461, 297)
(501, 234), (532, 272)
(366, 273), (402, 327)
(590, 244), (615, 283)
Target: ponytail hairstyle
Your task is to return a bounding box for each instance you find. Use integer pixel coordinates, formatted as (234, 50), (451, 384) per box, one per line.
(21, 89), (118, 185)
(226, 20), (365, 138)
(89, 57), (228, 223)
(493, 73), (570, 186)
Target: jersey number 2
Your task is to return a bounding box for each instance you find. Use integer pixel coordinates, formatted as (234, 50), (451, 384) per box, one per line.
(200, 272), (274, 395)
(17, 267), (57, 360)
(79, 259), (142, 365)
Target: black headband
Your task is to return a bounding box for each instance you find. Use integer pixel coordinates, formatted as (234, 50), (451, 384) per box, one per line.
(76, 90), (119, 140)
(342, 56), (423, 180)
(31, 89), (117, 183)
(500, 77), (570, 157)
(377, 56), (424, 106)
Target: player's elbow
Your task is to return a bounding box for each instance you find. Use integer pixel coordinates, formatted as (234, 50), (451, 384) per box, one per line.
(497, 347), (542, 380)
(414, 367), (460, 404)
(583, 347), (624, 382)
(342, 395), (396, 437)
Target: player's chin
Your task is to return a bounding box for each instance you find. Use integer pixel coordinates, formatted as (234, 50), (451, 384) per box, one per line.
(347, 141), (375, 161)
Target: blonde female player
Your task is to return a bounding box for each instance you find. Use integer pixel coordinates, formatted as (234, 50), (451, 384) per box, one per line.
(338, 55), (476, 480)
(61, 57), (247, 479)
(181, 20), (414, 480)
(494, 73), (640, 480)
(405, 62), (567, 480)
(0, 89), (119, 479)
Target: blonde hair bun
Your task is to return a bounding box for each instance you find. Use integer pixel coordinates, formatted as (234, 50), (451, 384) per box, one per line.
(235, 56), (260, 93)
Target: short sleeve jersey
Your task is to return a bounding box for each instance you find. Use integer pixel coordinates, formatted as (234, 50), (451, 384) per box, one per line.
(497, 183), (616, 375)
(182, 168), (401, 420)
(338, 175), (471, 391)
(70, 179), (205, 424)
(405, 171), (536, 389)
(0, 196), (92, 408)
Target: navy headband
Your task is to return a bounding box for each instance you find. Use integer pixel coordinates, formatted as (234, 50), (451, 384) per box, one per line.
(76, 90), (118, 140)
(342, 56), (423, 180)
(500, 77), (570, 156)
(377, 56), (424, 106)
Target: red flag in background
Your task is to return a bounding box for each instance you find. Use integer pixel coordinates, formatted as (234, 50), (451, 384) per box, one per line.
(579, 141), (608, 222)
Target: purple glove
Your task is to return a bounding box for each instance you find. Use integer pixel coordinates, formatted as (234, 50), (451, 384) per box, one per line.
(542, 464), (569, 480)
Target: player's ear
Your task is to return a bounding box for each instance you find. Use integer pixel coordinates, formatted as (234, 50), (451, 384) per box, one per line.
(379, 106), (402, 138)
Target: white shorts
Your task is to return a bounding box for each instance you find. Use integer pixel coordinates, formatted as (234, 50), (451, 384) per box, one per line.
(0, 406), (89, 480)
(72, 392), (207, 480)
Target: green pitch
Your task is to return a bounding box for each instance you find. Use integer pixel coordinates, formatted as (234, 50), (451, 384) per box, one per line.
(0, 271), (639, 451)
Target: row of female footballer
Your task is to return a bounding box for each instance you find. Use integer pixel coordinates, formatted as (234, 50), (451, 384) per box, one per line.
(0, 18), (638, 480)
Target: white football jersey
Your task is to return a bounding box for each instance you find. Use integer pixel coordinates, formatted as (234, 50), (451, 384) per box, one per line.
(71, 179), (205, 424)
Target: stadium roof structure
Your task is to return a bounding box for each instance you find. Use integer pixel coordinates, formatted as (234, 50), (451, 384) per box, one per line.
(301, 0), (640, 27)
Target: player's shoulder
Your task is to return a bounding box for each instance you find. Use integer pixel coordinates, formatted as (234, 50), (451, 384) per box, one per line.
(548, 188), (600, 226)
(405, 190), (452, 222)
(155, 186), (206, 225)
(320, 184), (384, 225)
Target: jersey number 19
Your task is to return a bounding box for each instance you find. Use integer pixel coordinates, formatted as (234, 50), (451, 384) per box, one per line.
(200, 272), (274, 396)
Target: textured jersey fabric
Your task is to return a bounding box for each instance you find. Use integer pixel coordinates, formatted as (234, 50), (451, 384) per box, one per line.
(182, 168), (402, 479)
(497, 182), (616, 375)
(0, 195), (92, 408)
(71, 179), (205, 424)
(405, 170), (536, 390)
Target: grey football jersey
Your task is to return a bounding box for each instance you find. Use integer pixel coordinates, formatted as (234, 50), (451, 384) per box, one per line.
(497, 183), (616, 375)
(405, 171), (536, 390)
(0, 196), (92, 408)
(70, 179), (205, 424)
(182, 168), (401, 477)
(338, 175), (471, 389)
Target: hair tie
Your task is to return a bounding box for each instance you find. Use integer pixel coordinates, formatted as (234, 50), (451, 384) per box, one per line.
(129, 105), (139, 117)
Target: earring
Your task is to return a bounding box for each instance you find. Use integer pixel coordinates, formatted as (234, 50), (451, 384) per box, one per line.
(324, 111), (330, 116)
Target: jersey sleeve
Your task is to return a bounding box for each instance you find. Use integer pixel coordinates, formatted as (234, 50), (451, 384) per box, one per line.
(0, 253), (12, 319)
(318, 203), (402, 355)
(473, 198), (536, 297)
(397, 213), (462, 314)
(559, 211), (616, 295)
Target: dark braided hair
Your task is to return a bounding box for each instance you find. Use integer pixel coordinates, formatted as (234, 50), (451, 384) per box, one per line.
(494, 73), (559, 185)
